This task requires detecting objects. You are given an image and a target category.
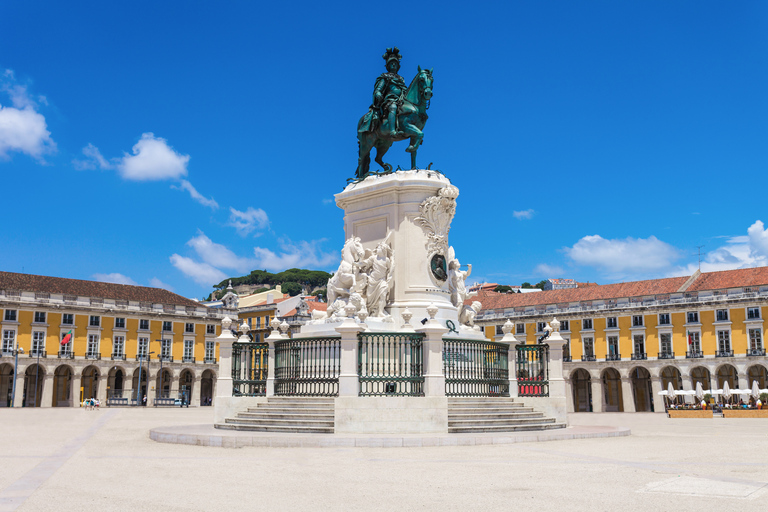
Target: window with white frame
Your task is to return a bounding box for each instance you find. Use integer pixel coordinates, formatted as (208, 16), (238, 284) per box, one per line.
(583, 337), (594, 357)
(162, 321), (172, 332)
(89, 315), (100, 327)
(62, 313), (74, 325)
(688, 331), (701, 352)
(495, 325), (504, 335)
(561, 320), (570, 331)
(658, 313), (670, 325)
(660, 333), (672, 354)
(717, 330), (731, 353)
(184, 339), (194, 359)
(256, 317), (262, 328)
(2, 330), (15, 353)
(516, 323), (525, 335)
(34, 312), (46, 323)
(716, 309), (729, 322)
(582, 318), (593, 330)
(253, 333), (261, 343)
(265, 315), (271, 327)
(687, 312), (699, 323)
(608, 336), (618, 356)
(247, 317), (252, 328)
(87, 334), (99, 357)
(138, 337), (148, 357)
(537, 322), (546, 333)
(749, 329), (762, 351)
(563, 340), (570, 359)
(185, 323), (194, 333)
(206, 324), (216, 335)
(606, 317), (618, 329)
(139, 319), (150, 330)
(115, 317), (126, 329)
(161, 338), (171, 358)
(32, 331), (45, 355)
(4, 309), (17, 322)
(748, 307), (761, 320)
(113, 336), (124, 357)
(633, 334), (645, 355)
(205, 341), (215, 361)
(632, 315), (644, 327)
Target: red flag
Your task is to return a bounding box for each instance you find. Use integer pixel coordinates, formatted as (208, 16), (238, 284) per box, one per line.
(61, 330), (73, 346)
(687, 331), (693, 345)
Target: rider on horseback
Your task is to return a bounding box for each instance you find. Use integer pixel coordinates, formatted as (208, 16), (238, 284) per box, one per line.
(361, 47), (406, 138)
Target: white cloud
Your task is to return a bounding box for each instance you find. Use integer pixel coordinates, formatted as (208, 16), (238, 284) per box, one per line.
(73, 143), (112, 171)
(534, 263), (565, 277)
(173, 179), (219, 210)
(252, 239), (336, 272)
(117, 133), (189, 181)
(92, 272), (138, 286)
(748, 220), (768, 265)
(149, 277), (174, 291)
(0, 70), (55, 160)
(228, 206), (270, 236)
(566, 235), (681, 275)
(170, 254), (227, 286)
(187, 231), (255, 272)
(513, 209), (534, 220)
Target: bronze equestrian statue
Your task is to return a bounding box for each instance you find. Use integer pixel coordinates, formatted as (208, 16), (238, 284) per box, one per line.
(356, 47), (433, 180)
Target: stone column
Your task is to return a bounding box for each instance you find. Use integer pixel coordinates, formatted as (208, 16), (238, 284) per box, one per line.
(335, 305), (362, 397)
(72, 373), (82, 405)
(192, 376), (202, 406)
(215, 317), (237, 400)
(651, 377), (663, 412)
(565, 377), (574, 412)
(12, 369), (24, 407)
(41, 374), (54, 408)
(590, 376), (604, 413)
(500, 320), (518, 398)
(97, 372), (107, 403)
(266, 319), (282, 397)
(417, 304), (448, 397)
(545, 319), (567, 401)
(621, 377), (636, 413)
(147, 372), (157, 405)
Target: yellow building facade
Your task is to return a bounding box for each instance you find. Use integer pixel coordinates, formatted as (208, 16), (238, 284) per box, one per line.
(477, 267), (768, 413)
(0, 272), (227, 407)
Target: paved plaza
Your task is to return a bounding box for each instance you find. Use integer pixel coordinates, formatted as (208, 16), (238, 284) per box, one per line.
(1, 408), (767, 511)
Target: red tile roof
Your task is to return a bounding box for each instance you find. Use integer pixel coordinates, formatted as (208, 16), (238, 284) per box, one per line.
(0, 271), (200, 307)
(688, 267), (768, 292)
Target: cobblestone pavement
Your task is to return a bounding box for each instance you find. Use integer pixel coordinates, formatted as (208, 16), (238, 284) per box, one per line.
(1, 408), (767, 511)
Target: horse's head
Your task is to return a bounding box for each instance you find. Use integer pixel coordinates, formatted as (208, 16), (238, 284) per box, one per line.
(417, 65), (433, 101)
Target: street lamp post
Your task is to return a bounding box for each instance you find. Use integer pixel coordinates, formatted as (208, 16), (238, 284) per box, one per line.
(10, 345), (24, 407)
(136, 348), (155, 406)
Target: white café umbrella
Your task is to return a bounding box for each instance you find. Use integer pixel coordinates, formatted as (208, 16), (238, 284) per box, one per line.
(667, 382), (676, 404)
(752, 380), (760, 400)
(695, 382), (704, 401)
(722, 381), (732, 403)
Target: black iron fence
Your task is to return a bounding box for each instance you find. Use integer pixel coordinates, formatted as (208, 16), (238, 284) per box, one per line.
(231, 341), (268, 396)
(275, 337), (340, 396)
(444, 339), (509, 397)
(358, 332), (424, 397)
(516, 344), (549, 397)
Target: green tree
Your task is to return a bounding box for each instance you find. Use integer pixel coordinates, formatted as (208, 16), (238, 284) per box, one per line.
(494, 285), (512, 293)
(521, 282), (532, 289)
(311, 288), (327, 302)
(534, 280), (547, 290)
(281, 282), (302, 296)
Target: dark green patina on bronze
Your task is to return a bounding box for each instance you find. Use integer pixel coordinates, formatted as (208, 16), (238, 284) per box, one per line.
(430, 253), (447, 281)
(356, 47), (433, 180)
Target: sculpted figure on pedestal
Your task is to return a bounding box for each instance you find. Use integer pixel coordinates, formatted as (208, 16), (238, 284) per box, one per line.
(448, 257), (473, 308)
(362, 235), (394, 317)
(326, 237), (365, 307)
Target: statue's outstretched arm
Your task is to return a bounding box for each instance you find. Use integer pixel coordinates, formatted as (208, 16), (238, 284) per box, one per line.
(466, 264), (472, 279)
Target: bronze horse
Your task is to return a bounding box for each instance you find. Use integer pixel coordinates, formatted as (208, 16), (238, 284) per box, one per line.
(356, 67), (433, 179)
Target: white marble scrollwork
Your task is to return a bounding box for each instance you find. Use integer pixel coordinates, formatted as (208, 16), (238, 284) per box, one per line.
(414, 185), (459, 263)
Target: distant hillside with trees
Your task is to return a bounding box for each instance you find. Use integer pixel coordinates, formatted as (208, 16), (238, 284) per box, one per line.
(205, 268), (332, 300)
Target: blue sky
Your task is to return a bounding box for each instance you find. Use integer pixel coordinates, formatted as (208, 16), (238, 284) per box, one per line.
(2, 1), (768, 299)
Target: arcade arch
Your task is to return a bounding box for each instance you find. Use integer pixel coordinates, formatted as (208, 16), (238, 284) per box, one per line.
(571, 368), (591, 412)
(716, 364), (738, 389)
(630, 366), (653, 412)
(601, 368), (622, 412)
(747, 365), (768, 389)
(200, 369), (215, 406)
(24, 364), (45, 407)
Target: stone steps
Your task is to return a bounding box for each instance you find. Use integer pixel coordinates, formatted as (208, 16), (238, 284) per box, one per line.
(447, 397), (565, 434)
(217, 397), (336, 433)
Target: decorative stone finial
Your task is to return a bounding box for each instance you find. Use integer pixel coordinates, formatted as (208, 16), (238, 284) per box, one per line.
(227, 280), (233, 290)
(239, 320), (250, 334)
(279, 320), (290, 336)
(358, 310), (368, 324)
(345, 303), (357, 319)
(401, 308), (413, 326)
(502, 319), (514, 335)
(221, 316), (232, 331)
(426, 303), (438, 320)
(550, 317), (560, 332)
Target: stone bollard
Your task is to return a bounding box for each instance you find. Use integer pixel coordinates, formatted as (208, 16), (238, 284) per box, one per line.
(335, 304), (362, 397)
(499, 319), (518, 398)
(266, 318), (283, 397)
(416, 303), (448, 397)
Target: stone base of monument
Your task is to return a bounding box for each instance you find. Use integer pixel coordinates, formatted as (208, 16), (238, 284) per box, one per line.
(211, 170), (567, 436)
